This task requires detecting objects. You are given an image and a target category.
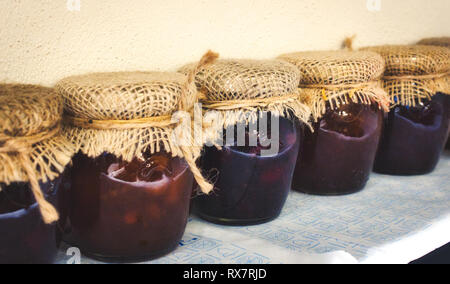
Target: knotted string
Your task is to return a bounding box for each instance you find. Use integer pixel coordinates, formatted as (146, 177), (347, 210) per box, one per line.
(0, 125), (61, 224)
(383, 71), (450, 81)
(64, 51), (220, 194)
(202, 93), (301, 110)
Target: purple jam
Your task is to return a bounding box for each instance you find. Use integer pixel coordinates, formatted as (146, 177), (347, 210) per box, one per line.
(193, 116), (300, 226)
(62, 152), (193, 261)
(0, 178), (63, 264)
(446, 94), (450, 150)
(374, 93), (449, 175)
(292, 102), (383, 195)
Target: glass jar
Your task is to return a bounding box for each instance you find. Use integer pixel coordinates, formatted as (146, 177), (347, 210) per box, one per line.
(374, 93), (449, 175)
(292, 102), (383, 195)
(63, 151), (193, 261)
(0, 178), (62, 264)
(193, 116), (300, 226)
(446, 94), (450, 150)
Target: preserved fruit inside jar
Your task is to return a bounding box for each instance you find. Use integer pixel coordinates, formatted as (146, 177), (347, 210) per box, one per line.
(62, 151), (193, 261)
(292, 102), (383, 195)
(374, 93), (449, 175)
(193, 116), (300, 226)
(0, 179), (62, 264)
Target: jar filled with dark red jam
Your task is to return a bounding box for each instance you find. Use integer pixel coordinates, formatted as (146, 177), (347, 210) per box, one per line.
(62, 151), (193, 261)
(293, 102), (383, 195)
(374, 94), (449, 175)
(57, 69), (216, 261)
(193, 115), (300, 225)
(278, 50), (388, 195)
(0, 180), (63, 264)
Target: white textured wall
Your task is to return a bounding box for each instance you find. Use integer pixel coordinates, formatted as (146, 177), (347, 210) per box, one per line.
(1, 0), (449, 86)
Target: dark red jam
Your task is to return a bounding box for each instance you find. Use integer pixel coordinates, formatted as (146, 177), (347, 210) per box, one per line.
(292, 102), (383, 195)
(374, 93), (449, 175)
(62, 152), (193, 261)
(0, 178), (62, 264)
(193, 116), (300, 226)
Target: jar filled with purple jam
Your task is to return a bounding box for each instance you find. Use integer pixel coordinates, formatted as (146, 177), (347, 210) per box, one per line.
(0, 179), (62, 264)
(63, 151), (193, 261)
(0, 84), (74, 264)
(178, 58), (310, 225)
(446, 94), (450, 150)
(416, 39), (450, 150)
(293, 102), (383, 195)
(361, 45), (450, 174)
(193, 116), (300, 225)
(374, 93), (449, 175)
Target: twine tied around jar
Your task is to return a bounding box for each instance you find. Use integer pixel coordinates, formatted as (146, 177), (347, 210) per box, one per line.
(360, 45), (450, 108)
(382, 72), (450, 106)
(60, 51), (219, 194)
(0, 84), (74, 225)
(382, 72), (450, 81)
(64, 115), (177, 130)
(179, 59), (313, 131)
(278, 50), (390, 122)
(63, 111), (214, 194)
(202, 92), (311, 123)
(298, 81), (391, 122)
(0, 125), (62, 224)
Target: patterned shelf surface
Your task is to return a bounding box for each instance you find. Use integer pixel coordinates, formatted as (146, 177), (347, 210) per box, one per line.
(57, 151), (450, 264)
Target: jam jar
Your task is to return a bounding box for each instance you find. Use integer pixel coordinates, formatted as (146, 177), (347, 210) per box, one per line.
(0, 179), (63, 264)
(374, 93), (449, 175)
(292, 102), (383, 195)
(193, 116), (300, 226)
(446, 94), (450, 150)
(63, 151), (194, 261)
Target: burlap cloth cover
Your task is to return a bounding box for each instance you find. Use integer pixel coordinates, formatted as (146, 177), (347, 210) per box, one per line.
(0, 84), (75, 224)
(418, 37), (450, 48)
(178, 59), (311, 130)
(417, 39), (450, 94)
(277, 50), (390, 121)
(361, 45), (450, 107)
(56, 52), (218, 194)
